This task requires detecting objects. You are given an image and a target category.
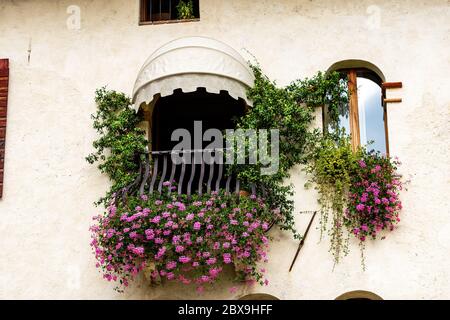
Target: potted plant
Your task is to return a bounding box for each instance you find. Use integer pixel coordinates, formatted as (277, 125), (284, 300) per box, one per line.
(176, 0), (195, 20)
(90, 184), (273, 292)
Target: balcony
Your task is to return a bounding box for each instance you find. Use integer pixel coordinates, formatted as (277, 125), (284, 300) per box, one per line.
(115, 148), (264, 207)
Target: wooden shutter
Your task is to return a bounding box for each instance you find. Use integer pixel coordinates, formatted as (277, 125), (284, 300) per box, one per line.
(0, 59), (9, 198)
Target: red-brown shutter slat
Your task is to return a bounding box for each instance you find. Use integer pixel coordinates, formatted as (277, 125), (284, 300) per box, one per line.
(0, 58), (9, 199)
(382, 82), (403, 89)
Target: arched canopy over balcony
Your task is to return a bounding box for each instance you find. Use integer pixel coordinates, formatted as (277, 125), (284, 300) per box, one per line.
(132, 36), (254, 112)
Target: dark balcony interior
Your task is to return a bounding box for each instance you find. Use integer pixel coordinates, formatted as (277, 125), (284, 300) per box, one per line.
(150, 89), (246, 195)
(130, 89), (249, 197)
(152, 88), (246, 152)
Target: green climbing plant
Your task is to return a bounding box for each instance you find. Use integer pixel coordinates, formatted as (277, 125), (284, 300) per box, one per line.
(86, 88), (148, 206)
(227, 64), (349, 239)
(86, 61), (402, 272)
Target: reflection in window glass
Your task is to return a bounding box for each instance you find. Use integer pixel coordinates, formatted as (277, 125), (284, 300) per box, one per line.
(357, 77), (386, 154)
(338, 109), (350, 135)
(333, 76), (386, 154)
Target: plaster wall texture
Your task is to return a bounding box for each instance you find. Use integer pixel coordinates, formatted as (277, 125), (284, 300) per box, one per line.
(0, 0), (449, 299)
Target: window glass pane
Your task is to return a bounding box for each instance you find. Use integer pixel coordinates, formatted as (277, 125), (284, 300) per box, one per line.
(326, 78), (350, 135)
(337, 77), (350, 134)
(357, 77), (386, 154)
(337, 108), (350, 135)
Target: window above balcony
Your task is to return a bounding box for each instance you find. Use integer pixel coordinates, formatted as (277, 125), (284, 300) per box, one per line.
(139, 0), (200, 25)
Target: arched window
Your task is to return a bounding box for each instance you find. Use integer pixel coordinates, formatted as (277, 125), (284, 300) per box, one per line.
(325, 61), (389, 155)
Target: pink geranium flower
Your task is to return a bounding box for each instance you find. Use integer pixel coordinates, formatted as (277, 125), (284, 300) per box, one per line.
(90, 190), (274, 292)
(193, 222), (201, 230)
(223, 253), (232, 264)
(179, 256), (191, 264)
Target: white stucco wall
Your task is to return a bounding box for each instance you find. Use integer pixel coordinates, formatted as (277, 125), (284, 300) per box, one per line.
(0, 0), (449, 299)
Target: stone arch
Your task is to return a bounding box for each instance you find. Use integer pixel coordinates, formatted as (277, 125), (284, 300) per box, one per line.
(238, 293), (280, 300)
(327, 59), (386, 83)
(335, 290), (383, 300)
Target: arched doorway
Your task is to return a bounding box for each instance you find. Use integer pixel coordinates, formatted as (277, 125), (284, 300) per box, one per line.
(132, 36), (253, 195)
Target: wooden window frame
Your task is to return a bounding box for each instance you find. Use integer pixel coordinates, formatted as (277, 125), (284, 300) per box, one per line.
(139, 0), (200, 25)
(339, 68), (389, 155)
(0, 59), (9, 199)
(347, 69), (361, 152)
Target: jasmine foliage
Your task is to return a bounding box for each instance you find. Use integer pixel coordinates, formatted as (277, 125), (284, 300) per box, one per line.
(228, 64), (348, 239)
(88, 63), (385, 281)
(86, 88), (148, 206)
(288, 71), (348, 133)
(176, 0), (195, 19)
(235, 65), (403, 269)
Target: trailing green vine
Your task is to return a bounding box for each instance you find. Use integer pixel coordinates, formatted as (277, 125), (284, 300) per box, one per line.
(303, 133), (358, 264)
(304, 137), (403, 268)
(229, 64), (403, 268)
(227, 64), (348, 240)
(87, 62), (404, 289)
(287, 70), (349, 132)
(86, 88), (148, 206)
